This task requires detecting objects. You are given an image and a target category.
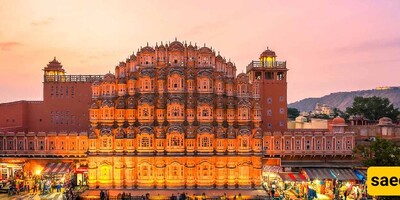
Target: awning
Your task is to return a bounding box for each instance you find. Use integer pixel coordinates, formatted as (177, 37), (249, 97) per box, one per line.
(263, 166), (282, 173)
(303, 168), (334, 180)
(355, 169), (367, 182)
(278, 173), (292, 182)
(42, 162), (73, 174)
(288, 173), (307, 182)
(355, 169), (367, 179)
(279, 172), (307, 182)
(330, 168), (360, 181)
(75, 167), (88, 173)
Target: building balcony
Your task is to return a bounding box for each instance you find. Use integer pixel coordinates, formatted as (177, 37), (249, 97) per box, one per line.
(44, 75), (103, 83)
(246, 61), (286, 73)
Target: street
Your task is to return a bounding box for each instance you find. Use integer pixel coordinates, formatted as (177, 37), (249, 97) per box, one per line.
(0, 192), (66, 200)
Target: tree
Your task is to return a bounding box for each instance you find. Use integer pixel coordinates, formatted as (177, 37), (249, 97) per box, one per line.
(312, 113), (331, 119)
(354, 138), (400, 166)
(346, 96), (400, 121)
(332, 108), (349, 120)
(287, 107), (300, 119)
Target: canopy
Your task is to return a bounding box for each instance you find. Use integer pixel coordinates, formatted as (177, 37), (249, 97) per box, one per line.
(330, 168), (360, 181)
(42, 162), (73, 174)
(303, 168), (334, 180)
(279, 172), (307, 182)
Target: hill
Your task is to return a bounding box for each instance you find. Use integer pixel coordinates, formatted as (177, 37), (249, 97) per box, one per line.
(289, 87), (400, 112)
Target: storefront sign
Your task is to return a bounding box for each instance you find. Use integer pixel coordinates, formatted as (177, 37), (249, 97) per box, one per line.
(368, 167), (400, 196)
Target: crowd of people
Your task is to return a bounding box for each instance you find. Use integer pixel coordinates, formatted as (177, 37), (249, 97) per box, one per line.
(99, 191), (261, 200)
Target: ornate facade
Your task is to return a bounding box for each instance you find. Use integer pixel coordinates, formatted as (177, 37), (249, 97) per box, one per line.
(87, 40), (263, 189)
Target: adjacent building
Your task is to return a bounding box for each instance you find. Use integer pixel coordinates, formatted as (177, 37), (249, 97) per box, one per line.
(0, 39), (364, 191)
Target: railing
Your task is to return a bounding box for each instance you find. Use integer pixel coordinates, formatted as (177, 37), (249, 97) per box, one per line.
(44, 75), (103, 83)
(246, 61), (286, 72)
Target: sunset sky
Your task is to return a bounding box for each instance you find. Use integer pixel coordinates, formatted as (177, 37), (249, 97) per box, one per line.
(0, 0), (399, 104)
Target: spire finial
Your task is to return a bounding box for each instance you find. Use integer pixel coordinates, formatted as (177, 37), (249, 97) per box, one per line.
(218, 51), (220, 55)
(204, 43), (206, 47)
(146, 42), (149, 46)
(267, 46), (269, 50)
(54, 56), (56, 60)
(175, 37), (177, 41)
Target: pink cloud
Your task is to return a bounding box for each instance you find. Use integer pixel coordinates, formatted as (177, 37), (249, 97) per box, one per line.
(31, 17), (54, 26)
(0, 42), (21, 51)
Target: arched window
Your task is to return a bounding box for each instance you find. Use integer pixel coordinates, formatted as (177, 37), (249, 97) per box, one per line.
(203, 80), (207, 89)
(202, 109), (209, 117)
(168, 134), (183, 147)
(140, 136), (152, 148)
(198, 135), (213, 148)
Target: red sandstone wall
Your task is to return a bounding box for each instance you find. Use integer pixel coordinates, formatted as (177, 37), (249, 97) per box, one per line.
(28, 82), (93, 133)
(0, 82), (93, 133)
(0, 101), (29, 132)
(259, 79), (288, 132)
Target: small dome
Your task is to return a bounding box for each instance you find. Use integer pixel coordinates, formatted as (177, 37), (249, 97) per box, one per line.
(92, 81), (100, 86)
(198, 46), (212, 54)
(260, 48), (276, 58)
(237, 72), (247, 78)
(116, 98), (125, 109)
(90, 101), (99, 109)
(103, 73), (116, 83)
(378, 117), (393, 126)
(332, 116), (345, 125)
(141, 45), (155, 53)
(46, 57), (63, 69)
(295, 116), (307, 122)
(169, 40), (184, 51)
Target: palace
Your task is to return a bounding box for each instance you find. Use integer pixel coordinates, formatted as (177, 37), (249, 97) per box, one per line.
(0, 39), (372, 193)
(87, 40), (263, 189)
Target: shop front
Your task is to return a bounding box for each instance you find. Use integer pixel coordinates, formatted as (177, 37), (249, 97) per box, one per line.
(261, 165), (282, 190)
(277, 172), (307, 198)
(261, 158), (282, 190)
(303, 168), (362, 199)
(0, 159), (26, 180)
(40, 162), (73, 192)
(75, 166), (88, 186)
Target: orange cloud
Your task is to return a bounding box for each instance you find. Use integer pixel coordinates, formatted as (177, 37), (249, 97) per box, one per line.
(31, 17), (54, 26)
(0, 42), (22, 51)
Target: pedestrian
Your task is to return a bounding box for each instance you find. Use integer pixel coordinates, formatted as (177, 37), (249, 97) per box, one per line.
(238, 193), (243, 200)
(69, 187), (74, 199)
(100, 190), (105, 200)
(202, 192), (206, 200)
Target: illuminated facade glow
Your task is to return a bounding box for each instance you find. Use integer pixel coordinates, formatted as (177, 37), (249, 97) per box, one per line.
(87, 40), (263, 189)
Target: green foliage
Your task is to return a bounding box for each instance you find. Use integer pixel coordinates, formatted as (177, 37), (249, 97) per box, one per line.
(332, 108), (349, 120)
(287, 107), (300, 119)
(354, 138), (400, 166)
(312, 113), (331, 119)
(346, 96), (400, 121)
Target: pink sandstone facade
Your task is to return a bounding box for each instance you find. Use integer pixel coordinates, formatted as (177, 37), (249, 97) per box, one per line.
(0, 39), (365, 190)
